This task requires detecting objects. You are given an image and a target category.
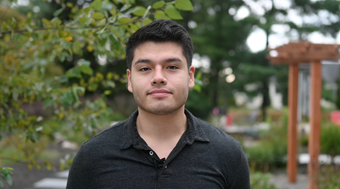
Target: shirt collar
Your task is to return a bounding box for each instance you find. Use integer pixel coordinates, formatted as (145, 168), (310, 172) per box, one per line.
(120, 109), (209, 150)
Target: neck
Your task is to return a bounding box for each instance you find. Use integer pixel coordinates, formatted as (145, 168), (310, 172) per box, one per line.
(136, 107), (187, 140)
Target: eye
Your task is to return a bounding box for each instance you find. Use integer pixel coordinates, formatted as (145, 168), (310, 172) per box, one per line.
(139, 67), (150, 72)
(167, 66), (178, 70)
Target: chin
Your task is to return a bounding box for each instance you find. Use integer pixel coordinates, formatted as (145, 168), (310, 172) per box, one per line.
(139, 105), (183, 115)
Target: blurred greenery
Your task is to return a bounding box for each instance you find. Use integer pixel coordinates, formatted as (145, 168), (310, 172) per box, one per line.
(250, 172), (277, 189)
(245, 124), (287, 172)
(0, 0), (194, 186)
(321, 124), (340, 159)
(319, 165), (340, 189)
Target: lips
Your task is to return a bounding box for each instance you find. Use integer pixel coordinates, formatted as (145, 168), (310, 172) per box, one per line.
(148, 88), (172, 98)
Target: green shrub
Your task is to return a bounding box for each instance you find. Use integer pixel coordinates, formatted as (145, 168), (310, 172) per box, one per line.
(319, 165), (340, 189)
(321, 125), (340, 158)
(245, 125), (287, 171)
(250, 172), (277, 189)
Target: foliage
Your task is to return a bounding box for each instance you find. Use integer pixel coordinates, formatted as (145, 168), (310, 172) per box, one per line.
(0, 167), (13, 188)
(250, 172), (277, 189)
(0, 0), (193, 186)
(245, 125), (287, 172)
(319, 165), (340, 189)
(320, 124), (340, 158)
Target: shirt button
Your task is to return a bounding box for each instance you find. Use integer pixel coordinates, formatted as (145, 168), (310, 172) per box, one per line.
(165, 165), (167, 169)
(149, 151), (154, 156)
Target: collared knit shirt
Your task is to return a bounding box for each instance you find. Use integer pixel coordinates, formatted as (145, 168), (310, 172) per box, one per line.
(66, 110), (250, 189)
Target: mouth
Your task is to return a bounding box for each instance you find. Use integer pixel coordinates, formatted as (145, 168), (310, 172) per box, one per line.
(148, 89), (172, 98)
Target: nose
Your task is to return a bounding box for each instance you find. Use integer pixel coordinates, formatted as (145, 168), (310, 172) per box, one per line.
(151, 66), (167, 85)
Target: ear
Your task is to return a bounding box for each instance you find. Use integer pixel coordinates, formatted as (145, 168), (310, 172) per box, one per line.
(127, 69), (133, 93)
(188, 66), (195, 89)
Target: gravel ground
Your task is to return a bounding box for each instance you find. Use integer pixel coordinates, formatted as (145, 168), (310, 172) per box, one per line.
(270, 173), (309, 189)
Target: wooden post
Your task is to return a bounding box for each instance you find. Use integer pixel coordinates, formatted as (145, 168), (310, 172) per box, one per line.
(308, 61), (322, 189)
(267, 42), (340, 188)
(287, 63), (299, 183)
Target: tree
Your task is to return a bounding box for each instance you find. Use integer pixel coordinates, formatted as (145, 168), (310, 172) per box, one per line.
(181, 0), (257, 114)
(0, 0), (193, 187)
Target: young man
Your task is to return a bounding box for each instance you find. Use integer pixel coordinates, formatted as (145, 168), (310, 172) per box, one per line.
(66, 19), (250, 189)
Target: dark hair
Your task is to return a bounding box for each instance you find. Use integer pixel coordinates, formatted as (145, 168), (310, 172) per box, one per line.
(126, 19), (194, 70)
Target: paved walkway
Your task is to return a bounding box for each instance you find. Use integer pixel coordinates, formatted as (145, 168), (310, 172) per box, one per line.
(270, 173), (309, 189)
(31, 170), (68, 189)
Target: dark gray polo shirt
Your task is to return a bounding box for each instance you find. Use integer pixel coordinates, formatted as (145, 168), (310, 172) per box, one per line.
(66, 110), (250, 189)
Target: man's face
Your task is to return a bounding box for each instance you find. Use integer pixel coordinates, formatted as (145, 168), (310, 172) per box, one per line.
(127, 41), (195, 115)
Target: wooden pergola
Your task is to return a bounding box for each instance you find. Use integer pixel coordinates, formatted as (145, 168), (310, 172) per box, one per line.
(266, 41), (340, 189)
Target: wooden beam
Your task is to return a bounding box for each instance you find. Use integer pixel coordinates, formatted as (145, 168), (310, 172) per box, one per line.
(267, 55), (340, 64)
(287, 63), (299, 183)
(308, 61), (322, 189)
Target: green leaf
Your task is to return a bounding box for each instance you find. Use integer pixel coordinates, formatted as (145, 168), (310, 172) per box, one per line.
(74, 86), (85, 95)
(118, 17), (131, 24)
(79, 60), (91, 67)
(129, 23), (139, 33)
(110, 7), (117, 17)
(28, 132), (39, 143)
(43, 97), (54, 109)
(104, 90), (111, 95)
(12, 33), (20, 41)
(57, 75), (68, 83)
(106, 80), (115, 88)
(108, 16), (116, 23)
(132, 6), (146, 16)
(193, 83), (201, 92)
(32, 32), (39, 40)
(91, 0), (102, 11)
(155, 10), (170, 20)
(142, 18), (152, 26)
(72, 87), (85, 102)
(165, 5), (183, 20)
(42, 18), (52, 27)
(79, 17), (87, 24)
(120, 4), (131, 12)
(92, 12), (105, 20)
(61, 91), (74, 107)
(87, 83), (98, 91)
(153, 1), (165, 9)
(66, 67), (82, 78)
(53, 8), (64, 17)
(0, 181), (3, 188)
(80, 65), (93, 75)
(175, 0), (193, 11)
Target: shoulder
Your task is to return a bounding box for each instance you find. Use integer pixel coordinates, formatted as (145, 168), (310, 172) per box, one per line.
(80, 120), (127, 151)
(196, 117), (241, 149)
(194, 117), (250, 187)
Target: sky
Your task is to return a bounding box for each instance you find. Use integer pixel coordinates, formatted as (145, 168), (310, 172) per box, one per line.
(242, 0), (340, 52)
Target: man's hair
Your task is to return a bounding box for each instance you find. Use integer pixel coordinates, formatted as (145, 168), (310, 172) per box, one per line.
(126, 19), (194, 70)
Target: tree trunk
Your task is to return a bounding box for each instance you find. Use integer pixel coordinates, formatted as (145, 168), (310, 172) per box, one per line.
(261, 80), (270, 121)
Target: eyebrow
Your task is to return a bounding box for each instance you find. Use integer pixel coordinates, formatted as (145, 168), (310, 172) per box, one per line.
(134, 57), (183, 65)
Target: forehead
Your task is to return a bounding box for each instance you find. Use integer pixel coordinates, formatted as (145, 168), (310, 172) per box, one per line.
(133, 41), (185, 60)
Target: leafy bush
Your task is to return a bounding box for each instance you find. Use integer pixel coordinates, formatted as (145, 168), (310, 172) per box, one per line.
(0, 0), (194, 187)
(245, 125), (287, 171)
(321, 124), (340, 158)
(250, 172), (277, 189)
(319, 165), (340, 189)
